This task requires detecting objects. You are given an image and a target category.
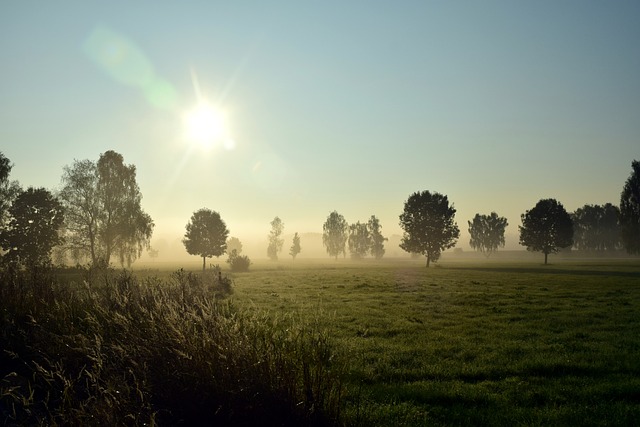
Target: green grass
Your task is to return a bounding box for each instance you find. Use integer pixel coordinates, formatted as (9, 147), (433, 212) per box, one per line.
(225, 258), (640, 426)
(2, 258), (640, 425)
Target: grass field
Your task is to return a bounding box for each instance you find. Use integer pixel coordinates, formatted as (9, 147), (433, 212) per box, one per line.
(2, 257), (640, 425)
(222, 258), (640, 426)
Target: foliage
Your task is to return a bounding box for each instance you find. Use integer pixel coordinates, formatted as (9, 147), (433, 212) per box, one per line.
(572, 203), (621, 251)
(468, 212), (508, 257)
(289, 232), (301, 260)
(620, 160), (640, 254)
(368, 215), (387, 259)
(0, 265), (345, 426)
(399, 190), (460, 267)
(0, 151), (21, 228)
(267, 216), (284, 261)
(519, 198), (573, 264)
(59, 151), (153, 266)
(226, 236), (243, 255)
(227, 249), (251, 272)
(322, 211), (348, 260)
(0, 187), (64, 267)
(348, 221), (371, 259)
(183, 208), (229, 271)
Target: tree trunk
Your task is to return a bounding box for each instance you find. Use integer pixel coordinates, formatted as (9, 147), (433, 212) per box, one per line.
(544, 252), (548, 265)
(426, 256), (430, 268)
(202, 256), (206, 271)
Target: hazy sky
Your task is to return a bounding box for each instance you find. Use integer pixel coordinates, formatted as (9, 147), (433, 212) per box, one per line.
(2, 1), (639, 256)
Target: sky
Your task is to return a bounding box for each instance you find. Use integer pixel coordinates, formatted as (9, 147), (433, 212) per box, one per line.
(1, 1), (639, 259)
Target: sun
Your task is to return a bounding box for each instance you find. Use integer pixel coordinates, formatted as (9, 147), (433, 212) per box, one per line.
(182, 101), (227, 149)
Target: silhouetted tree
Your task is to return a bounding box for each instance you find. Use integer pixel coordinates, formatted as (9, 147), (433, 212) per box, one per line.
(0, 187), (64, 267)
(468, 212), (508, 257)
(226, 236), (243, 255)
(0, 152), (21, 229)
(267, 216), (284, 260)
(368, 215), (387, 259)
(348, 221), (370, 259)
(289, 232), (301, 260)
(323, 211), (348, 260)
(519, 198), (573, 264)
(572, 204), (621, 251)
(59, 151), (153, 266)
(183, 208), (229, 271)
(620, 160), (640, 254)
(399, 191), (460, 267)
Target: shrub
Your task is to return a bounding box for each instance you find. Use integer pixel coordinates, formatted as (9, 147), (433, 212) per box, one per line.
(227, 249), (251, 272)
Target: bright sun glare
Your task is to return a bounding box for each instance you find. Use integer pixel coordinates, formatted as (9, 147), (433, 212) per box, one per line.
(183, 102), (227, 149)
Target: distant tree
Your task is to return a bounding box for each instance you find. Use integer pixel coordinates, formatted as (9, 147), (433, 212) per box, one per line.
(148, 247), (159, 259)
(572, 204), (621, 251)
(267, 216), (284, 260)
(368, 215), (387, 259)
(348, 221), (371, 259)
(183, 208), (229, 271)
(399, 191), (460, 267)
(227, 249), (251, 272)
(323, 211), (348, 260)
(620, 160), (640, 254)
(468, 212), (508, 257)
(289, 232), (301, 260)
(0, 152), (21, 228)
(519, 198), (573, 264)
(59, 151), (153, 266)
(226, 236), (243, 255)
(0, 187), (64, 267)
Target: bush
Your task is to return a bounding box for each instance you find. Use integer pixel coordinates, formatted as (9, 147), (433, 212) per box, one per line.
(227, 249), (251, 272)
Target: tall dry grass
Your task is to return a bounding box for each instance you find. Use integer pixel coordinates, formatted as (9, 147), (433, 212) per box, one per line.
(0, 264), (346, 426)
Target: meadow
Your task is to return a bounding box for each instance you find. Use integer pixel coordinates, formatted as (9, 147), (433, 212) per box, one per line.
(220, 258), (640, 426)
(2, 257), (640, 425)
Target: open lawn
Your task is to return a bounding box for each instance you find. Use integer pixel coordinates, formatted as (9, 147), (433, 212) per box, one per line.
(219, 258), (640, 425)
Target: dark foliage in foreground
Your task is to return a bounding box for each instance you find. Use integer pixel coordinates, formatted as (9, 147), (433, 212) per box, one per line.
(0, 265), (345, 426)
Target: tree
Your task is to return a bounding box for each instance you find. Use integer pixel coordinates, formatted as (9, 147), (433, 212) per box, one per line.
(323, 211), (348, 260)
(572, 204), (621, 251)
(0, 152), (21, 229)
(226, 236), (243, 255)
(399, 191), (460, 267)
(183, 208), (229, 271)
(620, 160), (640, 254)
(519, 198), (573, 264)
(468, 212), (508, 257)
(368, 215), (387, 259)
(0, 187), (64, 267)
(59, 151), (154, 266)
(267, 216), (284, 260)
(289, 232), (301, 260)
(348, 221), (371, 259)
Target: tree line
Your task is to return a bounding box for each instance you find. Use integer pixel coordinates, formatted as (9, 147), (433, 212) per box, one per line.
(1, 149), (639, 269)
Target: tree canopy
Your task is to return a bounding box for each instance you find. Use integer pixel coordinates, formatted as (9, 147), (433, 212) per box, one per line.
(620, 160), (640, 254)
(0, 187), (64, 267)
(399, 191), (460, 267)
(289, 232), (301, 260)
(0, 152), (21, 228)
(368, 215), (387, 259)
(468, 212), (508, 257)
(267, 216), (284, 261)
(572, 204), (620, 251)
(348, 221), (370, 259)
(323, 211), (348, 260)
(183, 208), (229, 271)
(519, 198), (573, 264)
(59, 151), (153, 266)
